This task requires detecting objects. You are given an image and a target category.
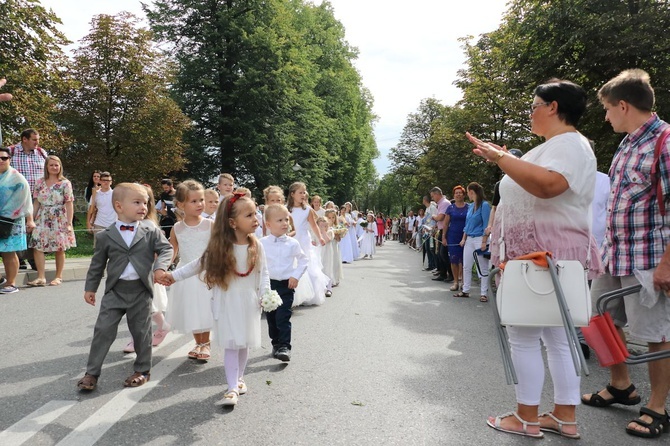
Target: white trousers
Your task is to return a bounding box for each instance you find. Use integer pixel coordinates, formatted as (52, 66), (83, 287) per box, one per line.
(507, 326), (581, 406)
(462, 236), (488, 294)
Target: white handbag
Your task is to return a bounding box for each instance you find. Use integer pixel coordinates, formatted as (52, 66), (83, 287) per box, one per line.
(496, 258), (591, 327)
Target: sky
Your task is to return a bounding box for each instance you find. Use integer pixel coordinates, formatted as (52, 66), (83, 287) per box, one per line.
(39, 0), (509, 175)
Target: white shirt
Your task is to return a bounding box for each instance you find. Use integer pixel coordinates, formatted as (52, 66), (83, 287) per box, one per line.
(591, 171), (610, 248)
(116, 221), (140, 280)
(93, 189), (116, 227)
(260, 234), (308, 281)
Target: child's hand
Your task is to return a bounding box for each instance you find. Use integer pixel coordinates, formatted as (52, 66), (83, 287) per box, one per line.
(84, 291), (96, 306)
(288, 277), (299, 289)
(319, 236), (325, 246)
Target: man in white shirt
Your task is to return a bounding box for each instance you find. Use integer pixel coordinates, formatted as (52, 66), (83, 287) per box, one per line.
(87, 172), (117, 240)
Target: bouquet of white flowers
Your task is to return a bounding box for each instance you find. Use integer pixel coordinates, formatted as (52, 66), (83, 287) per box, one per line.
(260, 289), (283, 312)
(333, 225), (348, 237)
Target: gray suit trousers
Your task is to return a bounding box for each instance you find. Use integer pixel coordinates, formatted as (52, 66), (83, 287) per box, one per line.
(86, 279), (153, 376)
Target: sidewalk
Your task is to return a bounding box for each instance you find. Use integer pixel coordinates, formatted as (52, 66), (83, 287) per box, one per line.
(0, 257), (91, 286)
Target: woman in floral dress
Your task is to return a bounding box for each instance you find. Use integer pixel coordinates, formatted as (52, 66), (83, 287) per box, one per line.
(27, 155), (76, 286)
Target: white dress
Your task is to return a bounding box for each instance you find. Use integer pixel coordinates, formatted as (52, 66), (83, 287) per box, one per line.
(144, 220), (168, 313)
(359, 224), (377, 256)
(345, 213), (360, 260)
(172, 243), (270, 349)
(317, 228), (343, 286)
(166, 219), (214, 333)
(339, 219), (354, 263)
(291, 206), (329, 306)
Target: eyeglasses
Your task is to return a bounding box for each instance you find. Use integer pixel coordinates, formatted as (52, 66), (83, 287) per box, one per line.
(0, 156), (10, 161)
(530, 102), (551, 114)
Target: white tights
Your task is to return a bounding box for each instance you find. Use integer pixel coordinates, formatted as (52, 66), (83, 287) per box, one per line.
(224, 348), (249, 392)
(507, 326), (581, 406)
(462, 236), (488, 294)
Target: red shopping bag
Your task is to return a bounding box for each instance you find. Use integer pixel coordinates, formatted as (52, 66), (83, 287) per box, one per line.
(581, 312), (629, 367)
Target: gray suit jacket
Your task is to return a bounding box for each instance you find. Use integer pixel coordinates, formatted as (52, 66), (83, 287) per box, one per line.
(85, 221), (173, 295)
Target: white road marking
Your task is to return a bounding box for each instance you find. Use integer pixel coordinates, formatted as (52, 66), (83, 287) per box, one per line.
(57, 335), (190, 446)
(0, 400), (77, 446)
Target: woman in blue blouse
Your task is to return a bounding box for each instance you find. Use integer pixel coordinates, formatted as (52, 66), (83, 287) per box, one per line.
(453, 182), (491, 301)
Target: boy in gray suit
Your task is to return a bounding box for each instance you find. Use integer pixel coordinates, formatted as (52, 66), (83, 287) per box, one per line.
(77, 183), (173, 391)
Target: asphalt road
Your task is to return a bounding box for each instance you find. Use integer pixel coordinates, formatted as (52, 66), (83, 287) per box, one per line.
(0, 242), (657, 445)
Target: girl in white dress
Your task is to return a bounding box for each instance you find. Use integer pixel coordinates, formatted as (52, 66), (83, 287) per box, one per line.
(338, 205), (354, 263)
(359, 213), (378, 258)
(343, 202), (360, 260)
(166, 180), (214, 361)
(288, 182), (329, 306)
(315, 216), (335, 296)
(165, 193), (269, 407)
(325, 209), (344, 286)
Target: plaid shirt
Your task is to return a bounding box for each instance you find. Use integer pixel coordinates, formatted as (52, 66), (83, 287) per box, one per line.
(9, 143), (47, 194)
(606, 114), (670, 276)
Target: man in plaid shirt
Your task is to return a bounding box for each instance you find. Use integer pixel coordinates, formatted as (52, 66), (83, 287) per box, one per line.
(9, 128), (47, 270)
(582, 69), (670, 439)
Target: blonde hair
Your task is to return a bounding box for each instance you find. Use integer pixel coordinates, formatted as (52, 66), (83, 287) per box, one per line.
(143, 184), (159, 226)
(264, 203), (289, 221)
(324, 209), (338, 226)
(218, 173), (234, 183)
(202, 194), (258, 290)
(234, 187), (252, 198)
(174, 179), (204, 219)
(204, 188), (219, 199)
(263, 185), (284, 204)
(43, 155), (65, 181)
(287, 182), (306, 211)
(112, 182), (148, 204)
(316, 216), (327, 225)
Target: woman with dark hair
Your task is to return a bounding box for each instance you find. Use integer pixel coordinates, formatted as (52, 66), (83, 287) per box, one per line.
(84, 170), (101, 204)
(0, 147), (35, 294)
(466, 79), (600, 439)
(443, 185), (469, 290)
(453, 182), (490, 300)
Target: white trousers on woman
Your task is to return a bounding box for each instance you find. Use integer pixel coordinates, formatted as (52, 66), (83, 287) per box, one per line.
(462, 236), (488, 294)
(507, 326), (581, 406)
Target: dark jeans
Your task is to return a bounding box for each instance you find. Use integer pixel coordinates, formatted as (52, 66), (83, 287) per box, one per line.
(267, 279), (294, 350)
(423, 235), (436, 269)
(435, 234), (452, 279)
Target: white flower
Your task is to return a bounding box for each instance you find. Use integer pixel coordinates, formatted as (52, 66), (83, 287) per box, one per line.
(260, 289), (283, 312)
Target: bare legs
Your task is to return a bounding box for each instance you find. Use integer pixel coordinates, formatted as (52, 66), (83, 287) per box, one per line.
(1, 252), (19, 286)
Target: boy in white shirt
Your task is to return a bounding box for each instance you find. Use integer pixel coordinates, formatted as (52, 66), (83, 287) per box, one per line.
(87, 172), (116, 240)
(259, 204), (308, 362)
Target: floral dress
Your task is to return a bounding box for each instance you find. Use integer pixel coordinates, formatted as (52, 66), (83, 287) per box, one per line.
(29, 178), (76, 252)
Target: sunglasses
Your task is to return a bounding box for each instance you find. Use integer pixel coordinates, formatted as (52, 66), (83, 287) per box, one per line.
(0, 156), (10, 161)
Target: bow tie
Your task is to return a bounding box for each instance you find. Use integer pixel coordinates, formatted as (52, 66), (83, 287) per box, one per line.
(274, 235), (287, 242)
(120, 225), (135, 232)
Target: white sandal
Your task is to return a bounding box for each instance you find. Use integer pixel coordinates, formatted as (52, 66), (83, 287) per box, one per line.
(539, 412), (580, 439)
(220, 389), (239, 406)
(487, 411), (544, 438)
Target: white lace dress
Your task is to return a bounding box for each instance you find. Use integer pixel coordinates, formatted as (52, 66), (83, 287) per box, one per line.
(172, 243), (270, 349)
(166, 219), (214, 333)
(291, 206), (329, 306)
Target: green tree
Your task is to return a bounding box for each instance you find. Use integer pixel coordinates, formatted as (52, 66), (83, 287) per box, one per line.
(58, 13), (189, 185)
(145, 0), (377, 200)
(0, 0), (70, 149)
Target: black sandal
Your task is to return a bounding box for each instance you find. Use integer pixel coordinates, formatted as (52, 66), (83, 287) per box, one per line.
(581, 383), (641, 407)
(626, 407), (670, 438)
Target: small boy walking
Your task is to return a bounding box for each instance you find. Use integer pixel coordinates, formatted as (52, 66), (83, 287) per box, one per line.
(77, 183), (173, 391)
(259, 204), (308, 362)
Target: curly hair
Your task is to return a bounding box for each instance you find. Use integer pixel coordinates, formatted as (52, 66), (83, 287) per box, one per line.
(201, 194), (258, 290)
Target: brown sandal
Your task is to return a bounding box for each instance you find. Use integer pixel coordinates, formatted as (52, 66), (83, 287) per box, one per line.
(77, 373), (98, 391)
(480, 295), (488, 302)
(197, 342), (211, 362)
(123, 371), (150, 387)
(453, 291), (470, 298)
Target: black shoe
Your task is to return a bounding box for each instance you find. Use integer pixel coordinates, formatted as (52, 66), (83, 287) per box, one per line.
(271, 346), (279, 358)
(275, 347), (291, 362)
(432, 276), (447, 281)
(444, 277), (454, 283)
(19, 260), (28, 270)
(28, 259), (37, 271)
